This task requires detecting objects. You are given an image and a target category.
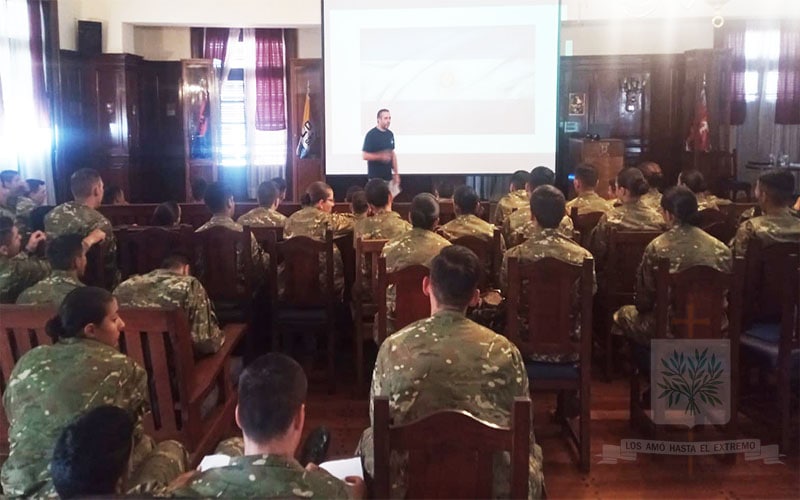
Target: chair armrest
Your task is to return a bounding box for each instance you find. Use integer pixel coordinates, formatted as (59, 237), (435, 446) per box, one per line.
(189, 323), (246, 404)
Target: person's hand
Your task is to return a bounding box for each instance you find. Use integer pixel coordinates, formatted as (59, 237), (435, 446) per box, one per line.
(344, 476), (366, 499)
(393, 172), (401, 187)
(82, 229), (107, 248)
(379, 151), (393, 162)
(25, 231), (46, 253)
(305, 462), (320, 472)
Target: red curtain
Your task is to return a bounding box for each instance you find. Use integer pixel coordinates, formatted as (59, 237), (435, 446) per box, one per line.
(254, 29), (286, 131)
(718, 22), (747, 126)
(203, 28), (229, 64)
(775, 25), (800, 125)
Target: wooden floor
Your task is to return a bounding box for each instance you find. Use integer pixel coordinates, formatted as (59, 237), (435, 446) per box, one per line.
(303, 367), (800, 499)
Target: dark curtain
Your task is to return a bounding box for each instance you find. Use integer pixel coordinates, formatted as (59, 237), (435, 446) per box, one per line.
(717, 21), (747, 126)
(203, 28), (229, 64)
(775, 24), (800, 125)
(190, 27), (204, 59)
(254, 29), (286, 131)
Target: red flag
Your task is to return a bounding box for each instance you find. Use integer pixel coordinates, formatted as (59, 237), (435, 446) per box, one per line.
(685, 86), (710, 152)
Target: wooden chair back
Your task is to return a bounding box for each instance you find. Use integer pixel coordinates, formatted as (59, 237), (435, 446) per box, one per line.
(116, 225), (194, 278)
(373, 395), (530, 499)
(606, 229), (662, 306)
(82, 239), (113, 290)
(193, 226), (253, 303)
(354, 237), (389, 302)
(450, 228), (502, 290)
(696, 209), (734, 244)
(718, 202), (758, 227)
(247, 225), (284, 247)
(570, 208), (605, 248)
(377, 258), (430, 343)
(271, 231), (335, 308)
(743, 240), (800, 325)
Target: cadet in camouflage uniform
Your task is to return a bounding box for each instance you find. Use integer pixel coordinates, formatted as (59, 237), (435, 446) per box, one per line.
(731, 170), (800, 257)
(358, 246), (544, 498)
(12, 179), (46, 241)
(638, 161), (664, 210)
(283, 181), (354, 296)
(678, 170), (721, 211)
(16, 233), (95, 306)
(613, 187), (733, 345)
(169, 353), (356, 498)
(0, 170), (24, 216)
(493, 169), (531, 226)
(348, 188), (369, 223)
(1, 287), (186, 497)
(0, 216), (50, 303)
(589, 168), (666, 268)
(500, 186), (596, 362)
(566, 163), (613, 215)
(114, 254), (224, 356)
(44, 168), (120, 288)
(237, 180), (287, 228)
(506, 167), (574, 247)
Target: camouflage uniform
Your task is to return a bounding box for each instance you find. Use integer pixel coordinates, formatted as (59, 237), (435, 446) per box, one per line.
(353, 210), (411, 302)
(237, 206), (287, 227)
(612, 224), (733, 346)
(114, 268), (224, 356)
(196, 214), (270, 286)
(706, 193), (732, 207)
(696, 193), (720, 211)
(126, 440), (189, 495)
(440, 213), (501, 245)
(500, 226), (596, 362)
(357, 310), (544, 499)
(168, 454), (350, 498)
(283, 206), (354, 296)
(731, 207), (800, 258)
(14, 196), (37, 239)
(15, 270), (83, 306)
(0, 252), (50, 303)
(493, 189), (529, 226)
(44, 201), (119, 287)
(565, 191), (613, 216)
(588, 200), (666, 267)
(0, 204), (14, 220)
(505, 207), (574, 248)
(640, 189), (662, 211)
(1, 336), (187, 497)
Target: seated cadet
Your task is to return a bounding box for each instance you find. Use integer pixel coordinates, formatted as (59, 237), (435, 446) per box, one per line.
(637, 161), (664, 210)
(16, 231), (105, 306)
(439, 185), (506, 273)
(283, 181), (353, 296)
(190, 177), (207, 203)
(566, 163), (613, 215)
(168, 353), (361, 498)
(114, 254), (224, 356)
(434, 180), (455, 202)
(731, 169), (800, 257)
(102, 185), (127, 205)
(0, 216), (49, 303)
(500, 185), (596, 362)
(13, 178), (46, 239)
(271, 176), (288, 207)
(1, 286), (187, 497)
(357, 246), (544, 498)
(505, 166), (574, 247)
(493, 169), (530, 226)
(678, 169), (720, 211)
(349, 189), (369, 223)
(613, 187), (732, 346)
(151, 201), (181, 226)
(45, 168), (120, 287)
(51, 405), (187, 497)
(588, 167), (666, 269)
(0, 169), (23, 219)
(237, 180), (287, 227)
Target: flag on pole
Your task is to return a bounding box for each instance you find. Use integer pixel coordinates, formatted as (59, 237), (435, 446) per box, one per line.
(685, 81), (710, 152)
(296, 84), (314, 158)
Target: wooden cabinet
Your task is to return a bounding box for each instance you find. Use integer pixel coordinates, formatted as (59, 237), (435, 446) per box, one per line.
(181, 59), (220, 201)
(568, 138), (625, 199)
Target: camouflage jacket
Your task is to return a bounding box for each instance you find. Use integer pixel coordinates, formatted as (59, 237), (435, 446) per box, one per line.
(125, 439), (188, 496)
(0, 252), (50, 303)
(14, 196), (37, 239)
(44, 201), (119, 287)
(695, 192), (719, 211)
(0, 204), (14, 220)
(640, 189), (662, 211)
(196, 215), (270, 287)
(731, 208), (800, 258)
(15, 270), (83, 306)
(114, 269), (224, 356)
(493, 189), (529, 226)
(358, 310), (544, 499)
(169, 454), (350, 498)
(237, 206), (287, 228)
(565, 191), (613, 216)
(353, 210), (411, 302)
(1, 336), (151, 498)
(439, 213), (500, 245)
(505, 207), (574, 248)
(588, 199), (666, 266)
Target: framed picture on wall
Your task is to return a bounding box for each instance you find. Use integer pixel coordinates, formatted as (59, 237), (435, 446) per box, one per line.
(569, 93), (586, 116)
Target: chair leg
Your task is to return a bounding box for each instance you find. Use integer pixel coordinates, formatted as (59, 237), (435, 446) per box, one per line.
(327, 319), (336, 394)
(629, 364), (639, 429)
(779, 370), (790, 454)
(354, 311), (364, 391)
(580, 384), (591, 473)
(605, 328), (614, 381)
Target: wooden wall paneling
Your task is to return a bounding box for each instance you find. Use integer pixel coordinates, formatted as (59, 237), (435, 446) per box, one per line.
(288, 58), (324, 201)
(648, 54), (686, 185)
(55, 50), (88, 203)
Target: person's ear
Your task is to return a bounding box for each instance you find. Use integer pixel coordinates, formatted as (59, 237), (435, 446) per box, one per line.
(0, 244), (9, 257)
(234, 405), (243, 431)
(295, 404), (306, 433)
(422, 275), (432, 297)
(181, 264), (190, 276)
(468, 288), (481, 308)
(83, 322), (97, 337)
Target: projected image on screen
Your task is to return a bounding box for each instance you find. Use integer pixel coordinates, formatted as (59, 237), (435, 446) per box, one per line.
(323, 0), (561, 175)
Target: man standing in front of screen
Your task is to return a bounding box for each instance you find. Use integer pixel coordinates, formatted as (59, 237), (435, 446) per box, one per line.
(362, 109), (398, 183)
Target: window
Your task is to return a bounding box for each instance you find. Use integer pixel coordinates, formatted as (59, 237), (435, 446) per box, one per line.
(744, 29), (780, 102)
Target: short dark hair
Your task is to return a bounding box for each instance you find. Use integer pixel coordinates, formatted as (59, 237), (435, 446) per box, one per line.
(679, 170), (707, 194)
(204, 182), (233, 214)
(151, 201), (180, 226)
(51, 405), (134, 499)
(0, 170), (19, 187)
(436, 181), (455, 199)
(377, 108), (390, 119)
(350, 190), (368, 215)
(161, 253), (191, 270)
(0, 216), (14, 247)
(30, 205), (55, 232)
(617, 167), (650, 197)
(637, 161), (664, 190)
(430, 246), (481, 308)
(574, 164), (598, 187)
(410, 193), (439, 230)
(528, 166), (554, 188)
(365, 178), (390, 207)
(453, 185), (479, 214)
(510, 170), (529, 190)
(238, 353), (308, 443)
(47, 234), (85, 271)
(758, 170), (795, 206)
(530, 185), (566, 228)
(190, 177), (207, 201)
(26, 179), (45, 194)
(70, 169), (102, 199)
(345, 185), (365, 203)
(304, 181), (332, 206)
(102, 186), (123, 205)
(271, 177), (287, 195)
(661, 186), (699, 225)
(257, 181), (280, 207)
(45, 287), (114, 342)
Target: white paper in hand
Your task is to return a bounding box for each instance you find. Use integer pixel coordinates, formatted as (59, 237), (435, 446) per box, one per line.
(389, 179), (402, 198)
(197, 454), (231, 472)
(319, 457), (364, 480)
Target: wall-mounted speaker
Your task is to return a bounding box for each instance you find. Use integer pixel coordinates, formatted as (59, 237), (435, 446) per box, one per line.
(77, 20), (102, 56)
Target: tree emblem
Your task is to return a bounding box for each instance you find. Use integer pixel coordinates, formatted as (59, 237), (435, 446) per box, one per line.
(656, 348), (724, 416)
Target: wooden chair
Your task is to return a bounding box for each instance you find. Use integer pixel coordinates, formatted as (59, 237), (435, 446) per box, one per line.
(247, 225), (284, 249)
(352, 237), (388, 391)
(82, 239), (114, 290)
(717, 149), (751, 201)
(739, 241), (800, 452)
(116, 224), (194, 279)
(376, 258), (430, 344)
(449, 228), (502, 290)
(269, 231), (337, 393)
(505, 256), (593, 471)
(335, 231), (356, 306)
(601, 229), (662, 380)
(629, 258), (743, 444)
(696, 208), (735, 244)
(373, 395), (531, 499)
(718, 202), (758, 227)
(570, 207), (605, 249)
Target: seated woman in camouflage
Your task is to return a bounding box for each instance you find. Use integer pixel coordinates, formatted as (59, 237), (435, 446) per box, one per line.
(1, 287), (187, 497)
(612, 187), (732, 346)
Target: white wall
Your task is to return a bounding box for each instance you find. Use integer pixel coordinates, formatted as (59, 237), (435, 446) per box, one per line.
(57, 0), (81, 51)
(133, 27), (191, 60)
(561, 19), (714, 56)
(298, 27), (322, 59)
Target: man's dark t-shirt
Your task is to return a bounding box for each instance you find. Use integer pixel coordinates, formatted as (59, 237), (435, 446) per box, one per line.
(362, 127), (395, 180)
